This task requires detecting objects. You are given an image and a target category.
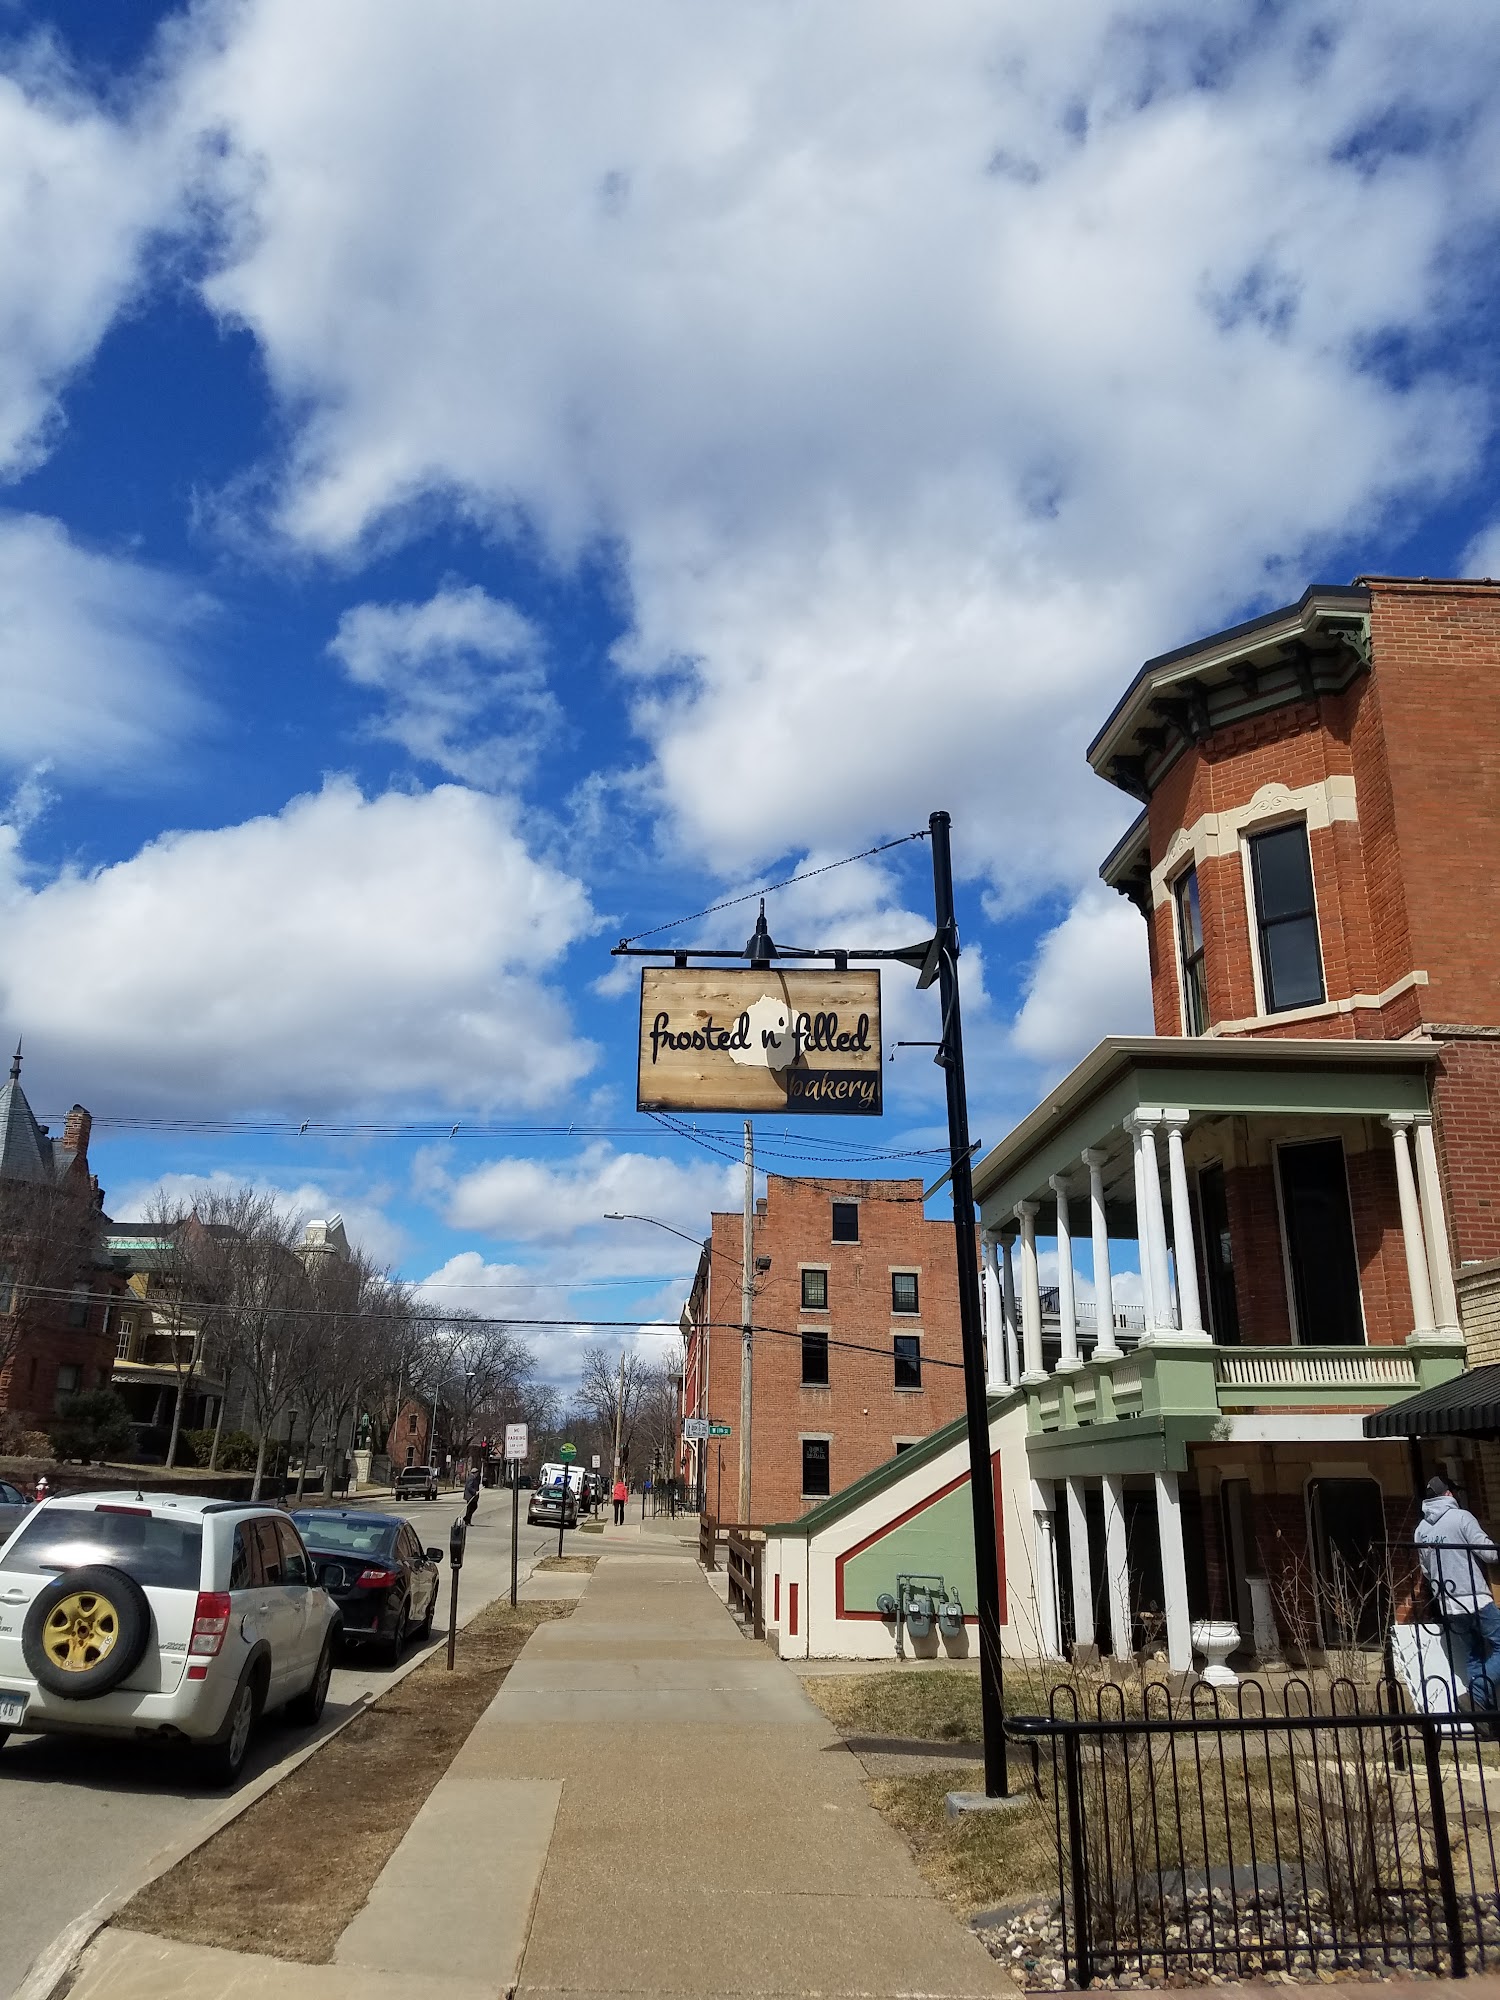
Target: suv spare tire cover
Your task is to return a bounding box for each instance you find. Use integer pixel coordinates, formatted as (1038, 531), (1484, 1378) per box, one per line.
(23, 1564), (152, 1700)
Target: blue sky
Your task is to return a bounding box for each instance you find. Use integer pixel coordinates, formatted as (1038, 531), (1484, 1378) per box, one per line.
(3, 1), (1500, 1383)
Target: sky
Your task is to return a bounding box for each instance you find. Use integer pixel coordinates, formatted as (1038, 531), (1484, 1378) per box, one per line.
(3, 0), (1500, 1386)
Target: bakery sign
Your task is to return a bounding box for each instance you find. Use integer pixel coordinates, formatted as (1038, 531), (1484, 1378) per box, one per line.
(637, 967), (883, 1116)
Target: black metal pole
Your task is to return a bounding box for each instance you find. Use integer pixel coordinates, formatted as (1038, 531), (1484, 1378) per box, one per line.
(510, 1460), (520, 1608)
(929, 808), (1008, 1798)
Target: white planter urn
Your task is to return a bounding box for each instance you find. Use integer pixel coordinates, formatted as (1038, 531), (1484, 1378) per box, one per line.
(1191, 1618), (1241, 1688)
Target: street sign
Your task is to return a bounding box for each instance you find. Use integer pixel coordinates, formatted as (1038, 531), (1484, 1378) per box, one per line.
(709, 1422), (732, 1437)
(560, 1441), (577, 1460)
(504, 1423), (528, 1460)
(591, 1453), (601, 1469)
(637, 966), (882, 1115)
(683, 1417), (709, 1441)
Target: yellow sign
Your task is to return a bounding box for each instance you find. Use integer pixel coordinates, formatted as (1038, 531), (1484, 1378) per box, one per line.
(637, 967), (882, 1115)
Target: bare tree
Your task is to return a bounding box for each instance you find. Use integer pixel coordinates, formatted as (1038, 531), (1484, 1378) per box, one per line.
(574, 1343), (651, 1479)
(192, 1188), (310, 1499)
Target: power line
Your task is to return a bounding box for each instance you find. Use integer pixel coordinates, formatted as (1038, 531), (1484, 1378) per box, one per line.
(615, 828), (929, 946)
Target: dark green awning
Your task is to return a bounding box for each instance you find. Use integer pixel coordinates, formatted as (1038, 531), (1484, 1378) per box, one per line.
(1363, 1366), (1500, 1440)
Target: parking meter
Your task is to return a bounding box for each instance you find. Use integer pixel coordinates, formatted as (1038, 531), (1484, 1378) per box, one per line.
(446, 1517), (466, 1669)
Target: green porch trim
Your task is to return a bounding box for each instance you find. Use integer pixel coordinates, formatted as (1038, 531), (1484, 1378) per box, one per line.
(765, 1390), (1013, 1541)
(1025, 1412), (1219, 1479)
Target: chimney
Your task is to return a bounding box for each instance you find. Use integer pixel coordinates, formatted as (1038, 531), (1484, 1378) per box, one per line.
(63, 1104), (91, 1155)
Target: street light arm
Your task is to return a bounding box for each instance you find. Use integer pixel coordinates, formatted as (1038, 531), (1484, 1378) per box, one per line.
(602, 1212), (708, 1251)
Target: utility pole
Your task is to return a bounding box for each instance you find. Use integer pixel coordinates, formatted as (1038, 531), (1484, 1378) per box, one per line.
(929, 809), (1008, 1798)
(738, 1118), (754, 1525)
(613, 1346), (626, 1480)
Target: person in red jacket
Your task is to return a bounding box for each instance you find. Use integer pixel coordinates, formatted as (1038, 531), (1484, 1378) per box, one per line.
(612, 1476), (627, 1526)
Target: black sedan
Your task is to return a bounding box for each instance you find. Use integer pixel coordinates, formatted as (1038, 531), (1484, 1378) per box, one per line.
(291, 1509), (444, 1664)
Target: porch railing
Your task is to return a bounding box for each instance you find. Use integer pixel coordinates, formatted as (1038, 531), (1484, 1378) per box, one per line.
(1011, 1678), (1500, 1989)
(1215, 1346), (1419, 1394)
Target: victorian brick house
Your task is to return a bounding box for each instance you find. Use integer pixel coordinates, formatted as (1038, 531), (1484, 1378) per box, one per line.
(0, 1049), (124, 1427)
(967, 576), (1500, 1670)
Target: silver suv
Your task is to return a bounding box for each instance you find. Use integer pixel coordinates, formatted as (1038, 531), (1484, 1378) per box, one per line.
(0, 1492), (340, 1784)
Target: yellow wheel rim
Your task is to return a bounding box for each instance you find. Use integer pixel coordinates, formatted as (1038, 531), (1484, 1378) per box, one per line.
(43, 1590), (120, 1673)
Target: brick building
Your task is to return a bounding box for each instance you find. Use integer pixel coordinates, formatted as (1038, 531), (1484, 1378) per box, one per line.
(0, 1051), (124, 1427)
(967, 576), (1500, 1672)
(680, 1173), (969, 1525)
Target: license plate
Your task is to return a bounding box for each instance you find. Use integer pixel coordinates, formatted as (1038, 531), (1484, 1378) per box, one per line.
(0, 1692), (27, 1728)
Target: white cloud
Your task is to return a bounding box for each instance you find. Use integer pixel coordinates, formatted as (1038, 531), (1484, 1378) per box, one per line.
(1010, 887), (1153, 1073)
(165, 0), (1500, 896)
(1460, 520), (1500, 581)
(328, 584), (557, 784)
(0, 514), (206, 777)
(0, 34), (186, 477)
(107, 1168), (408, 1267)
(0, 778), (597, 1113)
(439, 1140), (736, 1247)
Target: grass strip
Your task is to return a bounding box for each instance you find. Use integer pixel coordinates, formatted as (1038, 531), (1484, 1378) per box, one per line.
(869, 1768), (1057, 1912)
(119, 1595), (572, 1962)
(533, 1553), (601, 1573)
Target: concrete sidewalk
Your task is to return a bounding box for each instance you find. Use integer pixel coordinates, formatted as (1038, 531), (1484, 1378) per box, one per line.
(65, 1534), (1008, 2000)
(456, 1534), (1010, 1998)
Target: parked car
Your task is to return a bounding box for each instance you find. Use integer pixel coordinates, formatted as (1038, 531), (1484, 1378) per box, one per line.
(0, 1480), (30, 1547)
(291, 1510), (443, 1664)
(527, 1482), (578, 1529)
(0, 1492), (338, 1785)
(393, 1465), (439, 1501)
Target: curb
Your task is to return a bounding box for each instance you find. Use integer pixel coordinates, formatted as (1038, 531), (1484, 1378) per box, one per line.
(12, 1554), (543, 2000)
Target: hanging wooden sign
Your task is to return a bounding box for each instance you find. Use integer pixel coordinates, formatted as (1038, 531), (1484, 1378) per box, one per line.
(637, 967), (883, 1115)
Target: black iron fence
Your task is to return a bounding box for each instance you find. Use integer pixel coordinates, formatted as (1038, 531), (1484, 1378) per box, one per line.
(1009, 1678), (1500, 1988)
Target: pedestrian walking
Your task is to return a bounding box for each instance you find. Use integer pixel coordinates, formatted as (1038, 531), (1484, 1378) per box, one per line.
(1416, 1474), (1500, 1713)
(463, 1462), (481, 1526)
(612, 1475), (627, 1526)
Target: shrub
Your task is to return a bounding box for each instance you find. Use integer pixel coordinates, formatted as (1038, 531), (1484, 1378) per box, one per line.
(47, 1390), (136, 1465)
(181, 1427), (259, 1471)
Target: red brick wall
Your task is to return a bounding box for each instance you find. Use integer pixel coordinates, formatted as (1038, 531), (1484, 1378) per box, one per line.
(697, 1175), (969, 1527)
(0, 1322), (120, 1426)
(1432, 1037), (1500, 1266)
(1365, 582), (1500, 1030)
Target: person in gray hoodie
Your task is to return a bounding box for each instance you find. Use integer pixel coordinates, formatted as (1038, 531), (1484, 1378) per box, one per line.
(1416, 1475), (1500, 1713)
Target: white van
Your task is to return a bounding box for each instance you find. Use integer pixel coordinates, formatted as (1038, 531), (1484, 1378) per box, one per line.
(538, 1462), (585, 1494)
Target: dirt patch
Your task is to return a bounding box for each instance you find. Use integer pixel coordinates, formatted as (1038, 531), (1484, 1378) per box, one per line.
(533, 1553), (600, 1573)
(119, 1595), (572, 1961)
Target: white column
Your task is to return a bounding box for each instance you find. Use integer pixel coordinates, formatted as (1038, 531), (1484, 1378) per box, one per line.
(1387, 1115), (1437, 1339)
(1066, 1477), (1095, 1652)
(1154, 1470), (1194, 1674)
(1050, 1174), (1081, 1371)
(1130, 1120), (1159, 1330)
(981, 1232), (1005, 1388)
(1413, 1115), (1461, 1335)
(1016, 1200), (1045, 1382)
(1162, 1110), (1208, 1341)
(1082, 1147), (1119, 1358)
(1130, 1113), (1174, 1335)
(1001, 1231), (1021, 1386)
(1102, 1473), (1132, 1662)
(1031, 1478), (1062, 1659)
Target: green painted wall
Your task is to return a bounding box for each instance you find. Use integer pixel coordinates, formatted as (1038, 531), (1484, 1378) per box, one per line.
(840, 1479), (979, 1613)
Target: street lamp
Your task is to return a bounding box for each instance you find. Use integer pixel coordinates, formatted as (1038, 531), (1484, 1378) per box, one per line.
(430, 1368), (475, 1480)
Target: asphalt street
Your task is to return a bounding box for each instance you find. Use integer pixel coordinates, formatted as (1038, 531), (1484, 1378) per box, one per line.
(0, 1486), (562, 2000)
